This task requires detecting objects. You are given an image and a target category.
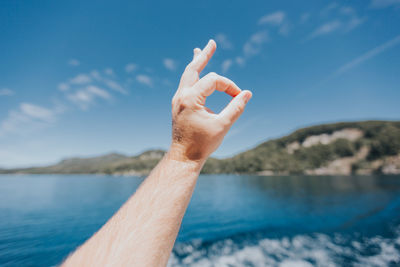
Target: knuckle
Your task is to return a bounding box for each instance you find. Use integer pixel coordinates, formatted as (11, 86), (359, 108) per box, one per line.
(185, 63), (194, 72)
(207, 72), (218, 79)
(197, 53), (207, 62)
(235, 104), (244, 114)
(176, 91), (195, 109)
(181, 92), (191, 103)
(206, 72), (220, 87)
(218, 116), (231, 127)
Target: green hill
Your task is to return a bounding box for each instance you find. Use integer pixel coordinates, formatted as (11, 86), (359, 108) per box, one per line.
(2, 120), (400, 176)
(202, 120), (400, 175)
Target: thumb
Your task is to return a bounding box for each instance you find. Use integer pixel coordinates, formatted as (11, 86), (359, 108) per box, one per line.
(218, 90), (252, 126)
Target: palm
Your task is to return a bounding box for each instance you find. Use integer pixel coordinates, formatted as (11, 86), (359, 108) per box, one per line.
(171, 40), (252, 161)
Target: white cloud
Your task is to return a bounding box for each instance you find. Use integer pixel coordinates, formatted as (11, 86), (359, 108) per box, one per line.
(307, 20), (342, 40)
(340, 6), (355, 15)
(86, 85), (110, 99)
(90, 70), (102, 80)
(105, 68), (114, 76)
(221, 59), (233, 73)
(306, 4), (365, 41)
(163, 58), (177, 71)
(235, 57), (245, 66)
(103, 79), (127, 94)
(370, 0), (400, 8)
(68, 85), (111, 110)
(300, 13), (310, 23)
(68, 91), (92, 106)
(62, 70), (127, 97)
(68, 59), (80, 66)
(70, 74), (92, 85)
(20, 103), (55, 122)
(136, 74), (153, 87)
(279, 23), (290, 36)
(243, 31), (269, 57)
(259, 11), (285, 26)
(58, 83), (69, 91)
(344, 17), (365, 32)
(125, 63), (137, 73)
(0, 103), (58, 137)
(215, 33), (233, 50)
(333, 34), (400, 76)
(320, 3), (339, 16)
(259, 11), (289, 36)
(0, 88), (14, 96)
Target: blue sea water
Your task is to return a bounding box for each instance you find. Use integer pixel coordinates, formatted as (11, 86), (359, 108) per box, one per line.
(0, 174), (399, 266)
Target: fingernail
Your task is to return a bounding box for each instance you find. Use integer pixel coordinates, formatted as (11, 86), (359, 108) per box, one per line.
(206, 39), (216, 48)
(243, 90), (252, 103)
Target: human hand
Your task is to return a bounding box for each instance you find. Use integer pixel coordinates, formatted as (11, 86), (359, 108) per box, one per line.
(169, 40), (252, 164)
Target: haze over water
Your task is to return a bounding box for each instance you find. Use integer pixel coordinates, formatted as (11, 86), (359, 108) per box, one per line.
(0, 174), (399, 266)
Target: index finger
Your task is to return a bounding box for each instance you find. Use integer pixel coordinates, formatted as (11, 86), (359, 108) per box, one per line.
(193, 72), (241, 98)
(179, 40), (217, 88)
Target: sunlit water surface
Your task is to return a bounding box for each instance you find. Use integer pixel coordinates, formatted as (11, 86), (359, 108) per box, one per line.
(0, 174), (399, 266)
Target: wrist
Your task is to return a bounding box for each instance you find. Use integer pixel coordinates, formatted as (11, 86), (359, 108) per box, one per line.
(167, 143), (206, 172)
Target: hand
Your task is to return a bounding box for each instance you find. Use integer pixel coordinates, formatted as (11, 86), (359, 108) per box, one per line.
(169, 40), (252, 164)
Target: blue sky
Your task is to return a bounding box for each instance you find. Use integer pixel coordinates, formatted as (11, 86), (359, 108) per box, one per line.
(1, 0), (400, 168)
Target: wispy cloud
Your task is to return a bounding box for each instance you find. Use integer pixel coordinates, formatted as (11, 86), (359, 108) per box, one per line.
(243, 30), (269, 57)
(20, 103), (56, 122)
(259, 11), (290, 36)
(307, 20), (342, 40)
(103, 79), (127, 94)
(370, 0), (400, 8)
(67, 85), (111, 110)
(333, 34), (400, 76)
(259, 11), (285, 26)
(62, 70), (127, 96)
(90, 70), (102, 81)
(339, 6), (355, 15)
(163, 58), (177, 71)
(225, 27), (270, 70)
(344, 16), (365, 32)
(58, 83), (69, 91)
(136, 74), (153, 87)
(221, 59), (233, 73)
(300, 13), (310, 23)
(235, 57), (245, 66)
(0, 103), (59, 137)
(68, 59), (80, 66)
(104, 68), (114, 76)
(125, 63), (137, 73)
(339, 6), (365, 32)
(320, 3), (339, 16)
(305, 4), (365, 41)
(215, 33), (233, 50)
(278, 23), (290, 36)
(70, 74), (92, 85)
(0, 88), (14, 96)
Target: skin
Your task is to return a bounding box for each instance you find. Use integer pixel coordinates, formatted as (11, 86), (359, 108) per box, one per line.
(62, 39), (252, 267)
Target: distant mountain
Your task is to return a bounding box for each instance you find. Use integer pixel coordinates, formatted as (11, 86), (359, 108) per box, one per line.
(2, 121), (400, 176)
(1, 150), (165, 176)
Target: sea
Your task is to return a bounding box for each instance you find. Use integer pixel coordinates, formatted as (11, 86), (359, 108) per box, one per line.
(0, 174), (399, 266)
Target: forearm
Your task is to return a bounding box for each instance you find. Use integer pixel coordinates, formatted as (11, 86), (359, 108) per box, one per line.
(62, 151), (203, 267)
(62, 39), (251, 267)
